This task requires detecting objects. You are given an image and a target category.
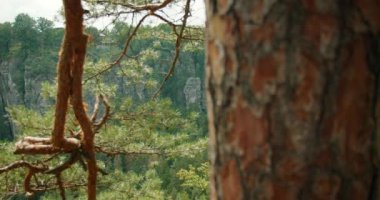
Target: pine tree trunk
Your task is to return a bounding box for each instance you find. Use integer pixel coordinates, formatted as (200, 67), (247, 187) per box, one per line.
(56, 0), (96, 199)
(205, 0), (380, 199)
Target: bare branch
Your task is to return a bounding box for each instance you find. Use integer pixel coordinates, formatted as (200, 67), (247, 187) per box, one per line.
(95, 145), (206, 157)
(95, 146), (163, 156)
(152, 0), (191, 99)
(31, 182), (87, 192)
(83, 14), (150, 83)
(86, 0), (174, 12)
(24, 169), (34, 196)
(0, 161), (47, 174)
(56, 174), (66, 200)
(14, 137), (80, 155)
(151, 13), (179, 35)
(46, 152), (80, 174)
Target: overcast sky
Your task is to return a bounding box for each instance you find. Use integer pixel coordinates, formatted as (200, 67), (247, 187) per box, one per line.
(0, 0), (205, 26)
(0, 0), (62, 23)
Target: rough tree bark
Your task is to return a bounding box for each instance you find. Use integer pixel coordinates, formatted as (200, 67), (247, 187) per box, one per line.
(57, 0), (97, 199)
(205, 0), (380, 199)
(66, 1), (96, 200)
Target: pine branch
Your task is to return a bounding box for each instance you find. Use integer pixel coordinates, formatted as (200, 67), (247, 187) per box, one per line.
(152, 0), (192, 98)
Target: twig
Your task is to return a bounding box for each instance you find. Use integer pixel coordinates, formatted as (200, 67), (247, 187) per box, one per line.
(86, 0), (174, 12)
(83, 14), (150, 83)
(0, 161), (47, 174)
(24, 169), (34, 196)
(95, 146), (163, 156)
(46, 152), (80, 174)
(152, 0), (191, 99)
(31, 182), (87, 192)
(56, 173), (66, 200)
(151, 13), (179, 35)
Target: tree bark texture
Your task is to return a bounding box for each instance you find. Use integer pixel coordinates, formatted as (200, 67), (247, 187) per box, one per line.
(205, 0), (380, 199)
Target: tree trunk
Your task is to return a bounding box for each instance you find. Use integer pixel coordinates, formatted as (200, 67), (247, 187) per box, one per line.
(205, 0), (380, 199)
(54, 0), (96, 199)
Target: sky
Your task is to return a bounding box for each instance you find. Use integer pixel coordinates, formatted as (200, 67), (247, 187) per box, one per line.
(0, 0), (62, 23)
(0, 0), (205, 27)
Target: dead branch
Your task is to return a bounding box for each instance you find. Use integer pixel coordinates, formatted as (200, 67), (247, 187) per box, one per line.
(95, 146), (163, 156)
(46, 152), (80, 175)
(24, 169), (34, 196)
(0, 161), (48, 197)
(86, 0), (174, 12)
(0, 161), (47, 175)
(31, 182), (87, 192)
(56, 174), (66, 200)
(14, 137), (80, 155)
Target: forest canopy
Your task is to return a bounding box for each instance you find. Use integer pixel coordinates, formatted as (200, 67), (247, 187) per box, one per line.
(2, 0), (380, 199)
(0, 1), (207, 198)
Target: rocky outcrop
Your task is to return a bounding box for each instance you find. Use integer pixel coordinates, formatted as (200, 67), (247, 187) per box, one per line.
(24, 64), (45, 110)
(183, 77), (201, 110)
(0, 60), (23, 139)
(0, 60), (23, 105)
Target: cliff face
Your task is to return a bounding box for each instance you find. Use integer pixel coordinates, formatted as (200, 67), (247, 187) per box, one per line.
(0, 19), (206, 139)
(159, 49), (206, 112)
(184, 77), (201, 109)
(0, 59), (23, 139)
(0, 60), (23, 105)
(0, 50), (206, 138)
(0, 54), (56, 139)
(24, 64), (44, 110)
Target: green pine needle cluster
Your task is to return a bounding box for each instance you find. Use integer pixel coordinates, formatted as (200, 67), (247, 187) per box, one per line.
(0, 13), (207, 199)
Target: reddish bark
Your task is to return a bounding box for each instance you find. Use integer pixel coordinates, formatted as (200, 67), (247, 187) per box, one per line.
(60, 0), (97, 199)
(206, 0), (380, 199)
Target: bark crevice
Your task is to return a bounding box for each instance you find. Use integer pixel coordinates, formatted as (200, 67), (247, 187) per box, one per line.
(367, 33), (380, 200)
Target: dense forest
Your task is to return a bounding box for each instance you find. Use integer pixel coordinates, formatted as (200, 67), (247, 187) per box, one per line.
(3, 0), (380, 199)
(0, 13), (208, 199)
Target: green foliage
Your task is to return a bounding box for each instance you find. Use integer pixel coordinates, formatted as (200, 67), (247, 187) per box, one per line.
(97, 170), (164, 200)
(12, 14), (39, 53)
(0, 14), (62, 100)
(0, 22), (11, 60)
(40, 168), (165, 200)
(0, 13), (207, 199)
(6, 105), (53, 137)
(97, 98), (207, 157)
(0, 143), (36, 199)
(177, 162), (209, 197)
